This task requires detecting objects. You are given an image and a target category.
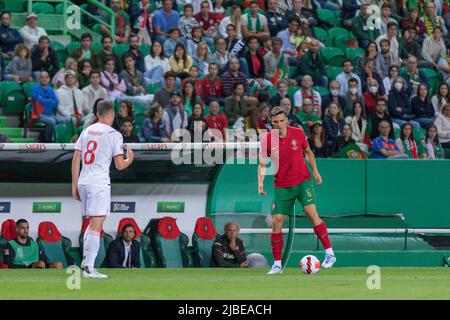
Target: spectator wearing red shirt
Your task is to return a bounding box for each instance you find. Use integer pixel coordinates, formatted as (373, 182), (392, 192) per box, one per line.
(194, 1), (221, 48)
(202, 63), (224, 106)
(363, 78), (383, 117)
(205, 101), (228, 141)
(181, 65), (203, 102)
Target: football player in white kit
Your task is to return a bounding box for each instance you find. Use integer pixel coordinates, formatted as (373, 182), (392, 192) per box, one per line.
(71, 101), (134, 279)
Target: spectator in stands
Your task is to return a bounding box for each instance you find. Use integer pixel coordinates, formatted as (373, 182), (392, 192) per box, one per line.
(98, 35), (122, 73)
(142, 105), (169, 142)
(286, 0), (318, 27)
(209, 38), (231, 73)
(294, 75), (321, 116)
(221, 57), (249, 97)
(401, 7), (426, 39)
(101, 0), (131, 44)
(399, 26), (430, 69)
(379, 3), (397, 35)
(0, 12), (23, 59)
(297, 97), (320, 137)
(295, 39), (327, 88)
(202, 63), (224, 106)
(388, 76), (421, 129)
(130, 0), (152, 45)
(54, 58), (77, 90)
(367, 98), (395, 140)
(205, 101), (228, 141)
(193, 41), (211, 76)
(153, 71), (177, 108)
(376, 22), (399, 58)
(213, 0), (225, 17)
(3, 219), (63, 269)
(163, 90), (189, 140)
(395, 123), (427, 159)
(342, 0), (359, 28)
(169, 43), (193, 80)
(244, 35), (271, 87)
(323, 102), (345, 147)
(83, 98), (105, 128)
(279, 97), (300, 127)
(182, 80), (201, 116)
(337, 60), (362, 97)
(345, 101), (367, 148)
(120, 117), (141, 143)
(124, 34), (145, 73)
(422, 28), (450, 81)
(363, 78), (383, 117)
(152, 0), (181, 42)
(194, 1), (221, 47)
(352, 3), (381, 49)
(224, 83), (250, 126)
(19, 12), (47, 50)
(77, 59), (94, 89)
(56, 70), (84, 127)
(431, 83), (450, 117)
(180, 4), (200, 40)
(113, 100), (135, 131)
(119, 53), (153, 106)
(383, 65), (399, 95)
(188, 103), (207, 141)
(356, 40), (378, 75)
(422, 1), (447, 38)
(344, 78), (365, 117)
(269, 80), (289, 107)
(82, 70), (108, 126)
(308, 122), (328, 158)
(372, 120), (408, 159)
(434, 103), (450, 148)
(266, 0), (288, 37)
(322, 81), (346, 115)
(402, 57), (429, 99)
(104, 224), (141, 268)
(259, 103), (272, 130)
(331, 123), (355, 155)
(101, 57), (126, 101)
(411, 83), (435, 129)
(32, 71), (65, 142)
(165, 27), (185, 57)
(277, 16), (302, 67)
(31, 36), (58, 79)
(144, 40), (170, 86)
(211, 221), (248, 268)
(422, 124), (445, 159)
(264, 37), (289, 85)
(225, 23), (247, 59)
(241, 1), (270, 40)
(4, 44), (32, 83)
(69, 33), (101, 70)
(219, 5), (242, 39)
(376, 39), (399, 79)
(359, 58), (386, 97)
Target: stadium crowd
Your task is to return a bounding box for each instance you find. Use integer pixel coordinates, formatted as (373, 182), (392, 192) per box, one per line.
(1, 0), (450, 159)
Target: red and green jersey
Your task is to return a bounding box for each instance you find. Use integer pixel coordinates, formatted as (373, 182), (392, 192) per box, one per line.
(260, 126), (311, 188)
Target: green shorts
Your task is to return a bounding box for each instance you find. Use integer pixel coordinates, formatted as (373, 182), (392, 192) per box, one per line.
(272, 180), (316, 216)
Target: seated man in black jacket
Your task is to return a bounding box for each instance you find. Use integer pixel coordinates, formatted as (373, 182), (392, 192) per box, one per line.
(105, 224), (141, 268)
(211, 221), (248, 268)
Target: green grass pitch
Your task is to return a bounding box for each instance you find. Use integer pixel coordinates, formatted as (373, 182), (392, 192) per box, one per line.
(0, 268), (449, 299)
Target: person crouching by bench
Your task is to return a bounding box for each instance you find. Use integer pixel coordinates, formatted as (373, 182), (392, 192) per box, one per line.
(2, 219), (62, 269)
(105, 224), (141, 268)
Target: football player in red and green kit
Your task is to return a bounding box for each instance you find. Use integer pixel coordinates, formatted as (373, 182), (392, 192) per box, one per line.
(258, 107), (336, 274)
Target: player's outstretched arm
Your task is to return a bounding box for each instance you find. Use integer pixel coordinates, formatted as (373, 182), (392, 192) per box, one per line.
(71, 150), (81, 201)
(304, 145), (322, 185)
(114, 148), (135, 171)
(258, 162), (268, 195)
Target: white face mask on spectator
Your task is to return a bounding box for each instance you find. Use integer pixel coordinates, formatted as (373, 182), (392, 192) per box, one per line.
(331, 89), (339, 96)
(369, 86), (378, 94)
(349, 87), (358, 94)
(394, 83), (403, 91)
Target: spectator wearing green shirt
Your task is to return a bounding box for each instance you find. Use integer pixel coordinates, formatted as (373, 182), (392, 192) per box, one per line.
(352, 3), (381, 49)
(297, 98), (320, 137)
(101, 0), (132, 44)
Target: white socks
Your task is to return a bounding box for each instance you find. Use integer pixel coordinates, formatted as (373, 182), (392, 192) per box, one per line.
(84, 225), (100, 269)
(274, 260), (282, 268)
(326, 248), (334, 256)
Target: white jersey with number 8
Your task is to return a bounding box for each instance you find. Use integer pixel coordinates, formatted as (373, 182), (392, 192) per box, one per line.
(75, 123), (123, 188)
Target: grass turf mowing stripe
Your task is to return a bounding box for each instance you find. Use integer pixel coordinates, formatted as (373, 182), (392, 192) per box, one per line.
(0, 268), (448, 300)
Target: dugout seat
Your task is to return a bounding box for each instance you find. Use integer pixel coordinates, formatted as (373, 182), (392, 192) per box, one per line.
(36, 222), (74, 267)
(192, 217), (217, 267)
(116, 218), (157, 268)
(0, 219), (16, 267)
(79, 219), (113, 268)
(145, 217), (193, 268)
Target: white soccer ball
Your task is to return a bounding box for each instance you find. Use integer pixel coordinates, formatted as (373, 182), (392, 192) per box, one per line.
(299, 255), (321, 274)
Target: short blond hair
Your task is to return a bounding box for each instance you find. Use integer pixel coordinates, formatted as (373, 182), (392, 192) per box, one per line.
(224, 221), (240, 232)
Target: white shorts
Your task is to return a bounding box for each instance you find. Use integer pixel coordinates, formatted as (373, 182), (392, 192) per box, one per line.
(78, 184), (111, 217)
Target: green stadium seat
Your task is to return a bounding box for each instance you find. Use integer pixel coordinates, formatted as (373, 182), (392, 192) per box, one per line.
(313, 27), (331, 46)
(313, 86), (330, 97)
(413, 127), (426, 141)
(334, 34), (357, 50)
(1, 0), (26, 12)
(345, 47), (365, 63)
(116, 218), (157, 268)
(139, 44), (151, 56)
(32, 2), (55, 14)
(55, 3), (65, 14)
(192, 217), (217, 267)
(114, 43), (131, 58)
(79, 219), (113, 268)
(328, 27), (350, 40)
(36, 222), (73, 268)
(56, 50), (69, 68)
(24, 103), (46, 137)
(147, 83), (161, 94)
(0, 116), (6, 128)
(91, 42), (103, 53)
(92, 23), (105, 34)
(321, 47), (345, 67)
(147, 217), (193, 268)
(50, 41), (65, 52)
(22, 81), (37, 98)
(326, 66), (343, 81)
(9, 137), (36, 143)
(420, 68), (442, 96)
(66, 41), (81, 54)
(133, 104), (146, 115)
(0, 128), (22, 138)
(394, 128), (400, 139)
(0, 81), (23, 105)
(4, 90), (27, 115)
(317, 8), (341, 27)
(55, 122), (76, 143)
